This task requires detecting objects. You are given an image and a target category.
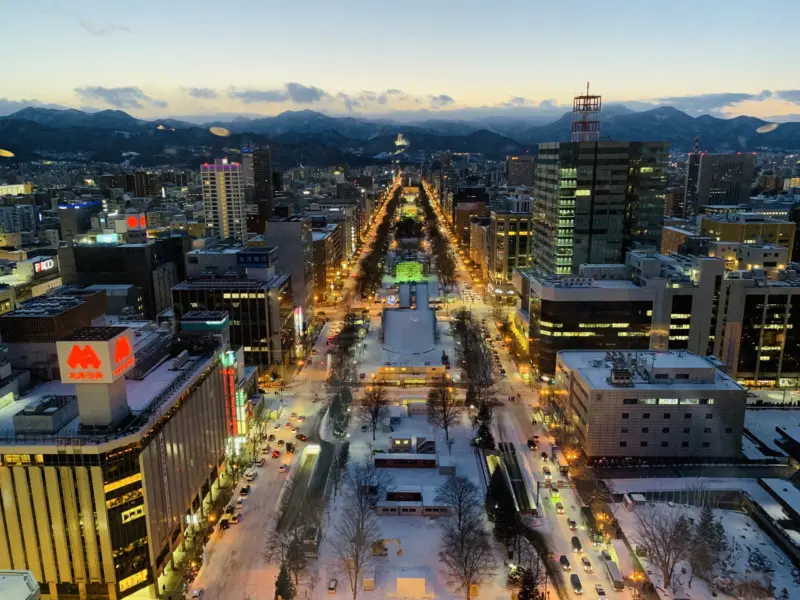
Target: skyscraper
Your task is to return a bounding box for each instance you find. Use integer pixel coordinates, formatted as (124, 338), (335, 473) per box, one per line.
(253, 148), (274, 217)
(533, 141), (669, 275)
(201, 158), (246, 241)
(506, 155), (535, 187)
(684, 153), (755, 216)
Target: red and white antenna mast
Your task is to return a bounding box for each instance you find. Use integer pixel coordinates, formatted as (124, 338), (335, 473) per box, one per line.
(571, 81), (602, 142)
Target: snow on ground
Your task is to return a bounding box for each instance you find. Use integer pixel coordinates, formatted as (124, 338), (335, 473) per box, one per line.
(615, 503), (799, 600)
(313, 413), (514, 600)
(744, 409), (800, 455)
(741, 435), (772, 460)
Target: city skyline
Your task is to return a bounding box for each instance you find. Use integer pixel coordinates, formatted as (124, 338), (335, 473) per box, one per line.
(3, 0), (800, 121)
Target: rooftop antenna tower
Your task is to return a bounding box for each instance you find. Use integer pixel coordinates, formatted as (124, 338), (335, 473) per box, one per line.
(571, 82), (602, 142)
(693, 131), (700, 154)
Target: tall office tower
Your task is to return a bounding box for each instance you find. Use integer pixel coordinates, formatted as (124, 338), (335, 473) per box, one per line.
(252, 148), (274, 217)
(684, 153), (755, 217)
(201, 158), (246, 241)
(533, 141), (669, 275)
(241, 151), (255, 187)
(133, 170), (158, 197)
(506, 155), (535, 187)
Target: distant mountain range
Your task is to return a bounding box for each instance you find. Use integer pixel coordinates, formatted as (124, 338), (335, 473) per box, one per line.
(1, 106), (798, 168)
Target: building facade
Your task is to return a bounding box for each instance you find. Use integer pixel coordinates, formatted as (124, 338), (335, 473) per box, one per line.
(700, 213), (795, 253)
(201, 159), (246, 242)
(533, 141), (669, 275)
(554, 350), (746, 460)
(506, 155), (535, 187)
(265, 217), (315, 319)
(684, 153), (755, 216)
(487, 210), (534, 291)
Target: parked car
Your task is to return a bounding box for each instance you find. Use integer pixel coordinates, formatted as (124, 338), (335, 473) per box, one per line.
(328, 579), (338, 594)
(581, 557), (592, 572)
(239, 485), (250, 497)
(272, 450), (280, 459)
(273, 423), (281, 430)
(570, 574), (583, 595)
(230, 513), (241, 524)
(219, 519), (229, 530)
(244, 470), (257, 482)
(260, 446), (271, 455)
(224, 505), (235, 515)
(268, 434), (276, 442)
(559, 555), (571, 571)
(254, 458), (265, 467)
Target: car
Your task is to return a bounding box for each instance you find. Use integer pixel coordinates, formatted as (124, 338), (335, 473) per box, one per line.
(305, 358), (312, 366)
(533, 435), (539, 441)
(272, 450), (280, 459)
(556, 502), (565, 514)
(260, 446), (271, 454)
(254, 457), (265, 467)
(290, 412), (297, 420)
(291, 425), (299, 433)
(268, 434), (276, 442)
(328, 579), (338, 594)
(495, 335), (502, 341)
(361, 424), (368, 432)
(286, 442), (295, 454)
(567, 518), (577, 530)
(311, 348), (318, 355)
(244, 470), (257, 482)
(192, 590), (204, 598)
(570, 574), (583, 595)
(230, 513), (241, 524)
(285, 422), (292, 429)
(527, 439), (537, 450)
(601, 549), (612, 562)
(273, 423), (281, 430)
(296, 433), (308, 441)
(298, 415), (306, 422)
(239, 485), (251, 497)
(279, 464), (289, 473)
(359, 373), (366, 379)
(224, 505), (235, 515)
(571, 536), (583, 553)
(277, 439), (285, 447)
(559, 555), (571, 571)
(581, 557), (592, 572)
(594, 584), (606, 598)
(541, 452), (549, 461)
(219, 518), (229, 530)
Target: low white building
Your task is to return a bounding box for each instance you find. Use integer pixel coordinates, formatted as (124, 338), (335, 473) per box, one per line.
(555, 350), (746, 460)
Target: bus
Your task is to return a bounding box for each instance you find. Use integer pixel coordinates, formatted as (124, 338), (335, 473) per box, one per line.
(604, 559), (625, 591)
(551, 446), (570, 475)
(580, 507), (604, 546)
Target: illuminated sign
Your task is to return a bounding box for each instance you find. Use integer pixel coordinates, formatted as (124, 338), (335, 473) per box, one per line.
(126, 215), (147, 230)
(57, 328), (135, 384)
(33, 258), (56, 274)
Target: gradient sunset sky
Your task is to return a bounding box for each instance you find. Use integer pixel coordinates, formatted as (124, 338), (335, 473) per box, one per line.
(3, 0), (799, 121)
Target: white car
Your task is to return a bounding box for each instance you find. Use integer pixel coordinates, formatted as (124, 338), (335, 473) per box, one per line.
(192, 590), (204, 598)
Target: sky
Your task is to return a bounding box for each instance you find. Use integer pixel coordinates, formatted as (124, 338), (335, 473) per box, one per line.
(2, 0), (800, 122)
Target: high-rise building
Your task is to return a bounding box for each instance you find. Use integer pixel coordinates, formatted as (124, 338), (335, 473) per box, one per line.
(700, 213), (795, 252)
(201, 159), (246, 241)
(252, 148), (274, 216)
(487, 201), (534, 293)
(265, 216), (315, 318)
(664, 188), (686, 218)
(533, 141), (669, 275)
(506, 155), (535, 187)
(684, 153), (755, 216)
(132, 170), (158, 197)
(555, 350), (746, 460)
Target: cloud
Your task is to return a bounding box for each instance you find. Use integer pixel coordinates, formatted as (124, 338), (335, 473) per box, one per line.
(500, 96), (535, 108)
(429, 94), (455, 109)
(285, 82), (327, 103)
(74, 86), (168, 109)
(775, 90), (800, 104)
(337, 93), (361, 112)
(652, 90), (772, 115)
(186, 87), (218, 100)
(229, 83), (329, 105)
(79, 20), (130, 36)
(0, 98), (68, 116)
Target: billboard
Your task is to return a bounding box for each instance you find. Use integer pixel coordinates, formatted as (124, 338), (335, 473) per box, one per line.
(33, 257), (57, 275)
(57, 329), (135, 384)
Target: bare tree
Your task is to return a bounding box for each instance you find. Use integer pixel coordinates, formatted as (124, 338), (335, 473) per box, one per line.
(632, 505), (691, 588)
(345, 454), (395, 515)
(439, 516), (497, 600)
(332, 503), (381, 599)
(330, 441), (351, 498)
(357, 384), (390, 441)
(427, 380), (462, 443)
(436, 476), (481, 533)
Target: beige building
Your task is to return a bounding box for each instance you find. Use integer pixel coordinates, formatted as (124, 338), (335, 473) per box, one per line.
(554, 350), (746, 460)
(700, 213), (795, 253)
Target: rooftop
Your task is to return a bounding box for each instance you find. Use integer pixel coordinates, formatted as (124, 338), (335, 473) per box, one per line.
(558, 350), (742, 391)
(0, 349), (219, 449)
(0, 290), (102, 318)
(62, 326), (127, 342)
